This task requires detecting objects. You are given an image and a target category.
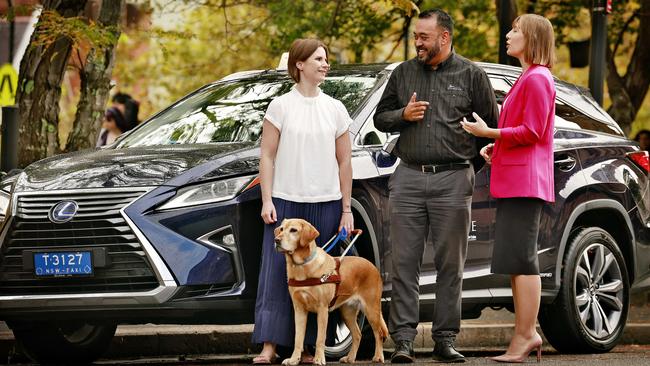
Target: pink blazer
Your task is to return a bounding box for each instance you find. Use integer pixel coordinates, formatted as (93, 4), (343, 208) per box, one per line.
(490, 65), (556, 202)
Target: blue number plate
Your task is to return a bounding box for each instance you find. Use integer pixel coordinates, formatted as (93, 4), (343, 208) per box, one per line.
(33, 251), (93, 277)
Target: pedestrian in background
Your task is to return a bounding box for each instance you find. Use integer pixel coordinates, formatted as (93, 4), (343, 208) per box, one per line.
(252, 38), (354, 365)
(634, 129), (650, 152)
(374, 8), (498, 364)
(96, 106), (130, 147)
(461, 13), (556, 363)
(112, 92), (140, 129)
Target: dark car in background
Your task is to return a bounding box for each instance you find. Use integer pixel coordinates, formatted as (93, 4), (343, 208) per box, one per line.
(0, 62), (649, 364)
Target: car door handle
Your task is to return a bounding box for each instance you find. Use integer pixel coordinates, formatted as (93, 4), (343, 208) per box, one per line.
(555, 156), (577, 171)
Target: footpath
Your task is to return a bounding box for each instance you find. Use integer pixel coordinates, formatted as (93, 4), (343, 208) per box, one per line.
(1, 299), (649, 362)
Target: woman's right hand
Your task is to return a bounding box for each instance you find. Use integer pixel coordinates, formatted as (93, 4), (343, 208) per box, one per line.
(480, 143), (494, 164)
(261, 200), (277, 224)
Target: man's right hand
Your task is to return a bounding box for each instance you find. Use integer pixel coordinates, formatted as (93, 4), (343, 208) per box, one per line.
(402, 92), (430, 122)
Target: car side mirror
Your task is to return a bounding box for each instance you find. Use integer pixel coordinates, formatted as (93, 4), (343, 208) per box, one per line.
(376, 134), (399, 168)
(382, 134), (399, 154)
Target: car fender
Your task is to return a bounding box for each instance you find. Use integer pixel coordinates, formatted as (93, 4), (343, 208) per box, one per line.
(554, 198), (635, 290)
(351, 197), (380, 269)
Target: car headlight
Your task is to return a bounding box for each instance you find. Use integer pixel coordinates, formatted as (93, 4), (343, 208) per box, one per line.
(158, 175), (257, 210)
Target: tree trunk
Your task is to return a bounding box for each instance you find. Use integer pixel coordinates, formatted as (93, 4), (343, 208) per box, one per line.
(15, 0), (87, 167)
(607, 0), (650, 135)
(66, 0), (124, 152)
(624, 0), (650, 115)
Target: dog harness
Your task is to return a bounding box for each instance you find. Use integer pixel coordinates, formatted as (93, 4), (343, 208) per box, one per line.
(288, 257), (342, 308)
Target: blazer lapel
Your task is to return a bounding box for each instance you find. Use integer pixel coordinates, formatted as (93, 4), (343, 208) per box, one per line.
(499, 66), (536, 128)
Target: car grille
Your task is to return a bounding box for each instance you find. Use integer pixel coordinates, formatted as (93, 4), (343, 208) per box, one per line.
(0, 189), (161, 295)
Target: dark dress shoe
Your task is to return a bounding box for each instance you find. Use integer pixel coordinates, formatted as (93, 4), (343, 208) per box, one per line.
(432, 340), (465, 363)
(391, 340), (415, 363)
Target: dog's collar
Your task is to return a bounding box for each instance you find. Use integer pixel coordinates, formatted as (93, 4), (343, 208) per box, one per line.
(293, 249), (318, 266)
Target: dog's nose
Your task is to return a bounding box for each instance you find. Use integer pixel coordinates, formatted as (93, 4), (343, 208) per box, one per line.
(274, 237), (281, 246)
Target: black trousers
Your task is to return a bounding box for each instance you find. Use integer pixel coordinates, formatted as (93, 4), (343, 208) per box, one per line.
(387, 163), (474, 343)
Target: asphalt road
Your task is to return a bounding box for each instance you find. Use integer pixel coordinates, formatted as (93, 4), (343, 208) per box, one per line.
(6, 345), (647, 366)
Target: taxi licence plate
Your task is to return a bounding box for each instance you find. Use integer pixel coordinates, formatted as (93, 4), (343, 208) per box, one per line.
(33, 251), (93, 277)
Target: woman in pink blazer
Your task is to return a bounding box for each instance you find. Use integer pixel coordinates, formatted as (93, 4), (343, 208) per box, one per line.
(461, 14), (555, 363)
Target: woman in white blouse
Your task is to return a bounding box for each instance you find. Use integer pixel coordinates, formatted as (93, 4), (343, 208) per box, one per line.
(251, 38), (354, 365)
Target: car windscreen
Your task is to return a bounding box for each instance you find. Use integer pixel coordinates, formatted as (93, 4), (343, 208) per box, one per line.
(115, 73), (381, 148)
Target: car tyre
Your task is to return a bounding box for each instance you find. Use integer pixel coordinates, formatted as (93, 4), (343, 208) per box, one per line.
(10, 321), (117, 364)
(539, 227), (629, 353)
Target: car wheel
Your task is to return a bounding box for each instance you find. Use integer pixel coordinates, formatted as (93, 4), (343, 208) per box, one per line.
(539, 227), (629, 353)
(10, 321), (117, 364)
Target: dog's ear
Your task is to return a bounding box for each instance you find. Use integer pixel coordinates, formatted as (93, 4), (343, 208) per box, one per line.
(299, 221), (320, 247)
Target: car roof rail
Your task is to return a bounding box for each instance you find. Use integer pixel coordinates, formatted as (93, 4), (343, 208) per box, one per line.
(277, 52), (289, 70)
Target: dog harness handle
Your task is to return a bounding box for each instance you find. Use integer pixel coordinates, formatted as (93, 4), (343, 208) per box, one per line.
(288, 258), (342, 308)
(323, 228), (363, 254)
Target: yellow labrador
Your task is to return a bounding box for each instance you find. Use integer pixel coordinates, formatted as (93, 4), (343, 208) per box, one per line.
(274, 218), (387, 365)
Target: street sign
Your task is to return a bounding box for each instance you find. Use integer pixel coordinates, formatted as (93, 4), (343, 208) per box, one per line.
(0, 63), (19, 106)
(607, 0), (613, 14)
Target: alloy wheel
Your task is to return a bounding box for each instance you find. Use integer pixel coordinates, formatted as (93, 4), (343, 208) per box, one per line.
(573, 242), (625, 339)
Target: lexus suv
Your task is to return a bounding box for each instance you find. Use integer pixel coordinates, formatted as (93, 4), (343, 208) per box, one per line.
(1, 62), (649, 364)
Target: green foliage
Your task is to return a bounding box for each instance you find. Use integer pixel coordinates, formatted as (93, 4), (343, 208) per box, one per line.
(23, 80), (34, 95)
(262, 0), (401, 62)
(31, 10), (119, 52)
(109, 0), (647, 131)
(405, 0), (498, 62)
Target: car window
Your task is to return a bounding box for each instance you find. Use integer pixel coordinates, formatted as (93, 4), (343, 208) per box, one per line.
(554, 99), (622, 135)
(356, 108), (387, 146)
(504, 76), (622, 137)
(356, 76), (513, 147)
(115, 74), (381, 148)
(488, 76), (511, 104)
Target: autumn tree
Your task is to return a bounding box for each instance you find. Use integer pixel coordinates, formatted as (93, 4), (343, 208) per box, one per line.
(13, 0), (123, 167)
(66, 1), (123, 151)
(14, 0), (86, 166)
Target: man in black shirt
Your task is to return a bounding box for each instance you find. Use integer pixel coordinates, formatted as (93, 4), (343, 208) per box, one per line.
(374, 8), (498, 363)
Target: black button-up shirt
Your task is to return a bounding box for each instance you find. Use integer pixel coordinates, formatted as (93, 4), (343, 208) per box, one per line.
(374, 53), (499, 165)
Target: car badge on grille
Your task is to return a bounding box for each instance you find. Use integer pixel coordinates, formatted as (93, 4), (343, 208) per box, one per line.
(48, 200), (79, 223)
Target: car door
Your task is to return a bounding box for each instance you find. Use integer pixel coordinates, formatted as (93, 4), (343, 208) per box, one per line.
(357, 75), (513, 302)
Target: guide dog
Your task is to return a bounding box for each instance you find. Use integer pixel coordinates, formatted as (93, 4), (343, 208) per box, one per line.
(274, 218), (387, 365)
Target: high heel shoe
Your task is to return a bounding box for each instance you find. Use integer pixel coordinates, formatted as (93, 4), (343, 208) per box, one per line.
(490, 338), (542, 363)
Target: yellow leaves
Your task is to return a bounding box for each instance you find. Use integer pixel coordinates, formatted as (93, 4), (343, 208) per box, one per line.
(387, 0), (419, 17)
(31, 10), (119, 54)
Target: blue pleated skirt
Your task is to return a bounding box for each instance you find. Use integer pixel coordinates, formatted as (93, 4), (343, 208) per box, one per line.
(252, 197), (342, 347)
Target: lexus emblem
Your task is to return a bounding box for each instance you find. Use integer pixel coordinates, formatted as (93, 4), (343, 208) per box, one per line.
(48, 200), (79, 223)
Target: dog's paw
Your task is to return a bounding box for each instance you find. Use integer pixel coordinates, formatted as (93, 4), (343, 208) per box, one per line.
(282, 357), (300, 366)
(339, 355), (355, 364)
(371, 355), (385, 363)
(313, 355), (327, 366)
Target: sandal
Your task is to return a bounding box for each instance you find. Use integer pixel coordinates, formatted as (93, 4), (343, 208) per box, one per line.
(252, 353), (278, 364)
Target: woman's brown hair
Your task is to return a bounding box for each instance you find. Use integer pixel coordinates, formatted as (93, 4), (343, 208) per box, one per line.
(288, 38), (329, 83)
(514, 14), (556, 68)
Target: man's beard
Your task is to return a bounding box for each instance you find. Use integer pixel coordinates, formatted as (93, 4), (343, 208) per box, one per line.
(416, 42), (441, 65)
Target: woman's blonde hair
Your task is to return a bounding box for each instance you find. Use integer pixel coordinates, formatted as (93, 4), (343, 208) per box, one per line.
(514, 14), (556, 68)
(288, 38), (329, 83)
